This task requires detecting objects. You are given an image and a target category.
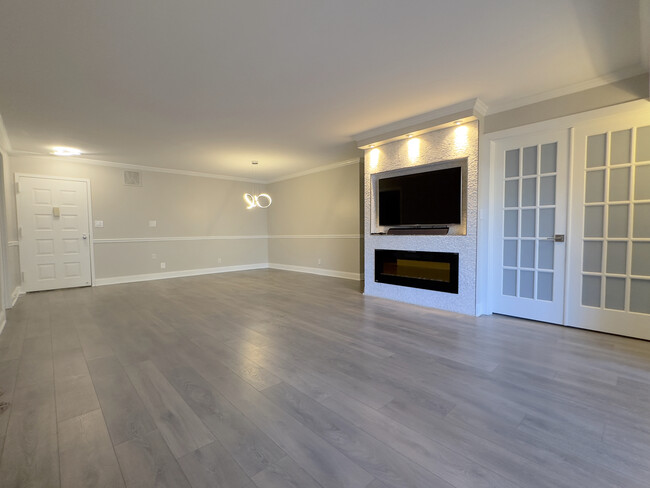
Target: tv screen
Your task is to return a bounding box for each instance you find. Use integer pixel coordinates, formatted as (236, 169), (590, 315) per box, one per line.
(378, 166), (461, 226)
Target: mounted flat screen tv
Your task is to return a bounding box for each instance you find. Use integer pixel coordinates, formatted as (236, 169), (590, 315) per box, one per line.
(378, 166), (462, 227)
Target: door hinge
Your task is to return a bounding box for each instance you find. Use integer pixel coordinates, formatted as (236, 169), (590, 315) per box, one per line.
(21, 271), (24, 283)
(15, 181), (20, 194)
(18, 227), (22, 240)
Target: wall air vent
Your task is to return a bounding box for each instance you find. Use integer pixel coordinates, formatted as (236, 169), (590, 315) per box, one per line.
(123, 170), (142, 186)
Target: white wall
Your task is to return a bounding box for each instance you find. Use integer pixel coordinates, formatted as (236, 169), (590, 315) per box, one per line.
(267, 161), (362, 280)
(364, 121), (479, 316)
(10, 156), (269, 284)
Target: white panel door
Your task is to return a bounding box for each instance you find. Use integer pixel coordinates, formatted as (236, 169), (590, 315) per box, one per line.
(566, 109), (650, 340)
(491, 130), (569, 324)
(17, 175), (92, 292)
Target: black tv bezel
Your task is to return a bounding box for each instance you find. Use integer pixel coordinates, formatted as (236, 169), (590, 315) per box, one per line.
(376, 164), (463, 228)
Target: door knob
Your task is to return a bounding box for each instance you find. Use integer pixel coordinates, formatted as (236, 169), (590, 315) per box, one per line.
(545, 234), (565, 242)
(82, 234), (87, 240)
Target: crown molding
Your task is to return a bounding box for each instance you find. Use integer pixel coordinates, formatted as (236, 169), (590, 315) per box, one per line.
(486, 65), (648, 115)
(7, 151), (266, 184)
(8, 150), (362, 184)
(353, 98), (485, 149)
(267, 158), (360, 184)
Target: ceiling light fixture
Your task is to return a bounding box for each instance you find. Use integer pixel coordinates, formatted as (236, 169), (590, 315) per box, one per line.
(243, 161), (272, 209)
(51, 146), (82, 156)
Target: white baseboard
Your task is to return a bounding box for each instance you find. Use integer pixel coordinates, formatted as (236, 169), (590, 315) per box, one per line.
(268, 263), (361, 281)
(9, 286), (23, 308)
(94, 263), (269, 286)
(0, 309), (6, 336)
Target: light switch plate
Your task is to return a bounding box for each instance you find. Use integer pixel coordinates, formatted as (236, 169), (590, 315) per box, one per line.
(95, 220), (104, 228)
(148, 220), (157, 227)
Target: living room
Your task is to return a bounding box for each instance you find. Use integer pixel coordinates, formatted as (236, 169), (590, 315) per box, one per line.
(0, 2), (649, 487)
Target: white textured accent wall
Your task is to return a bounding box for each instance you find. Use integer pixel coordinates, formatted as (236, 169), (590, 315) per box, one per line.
(364, 121), (479, 315)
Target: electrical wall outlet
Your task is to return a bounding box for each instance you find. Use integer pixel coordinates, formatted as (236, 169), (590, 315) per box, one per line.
(317, 258), (322, 265)
(218, 257), (222, 264)
(94, 220), (104, 228)
(148, 220), (157, 227)
(160, 262), (166, 269)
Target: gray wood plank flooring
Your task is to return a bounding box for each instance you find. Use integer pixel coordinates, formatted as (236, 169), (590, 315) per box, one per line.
(0, 269), (649, 487)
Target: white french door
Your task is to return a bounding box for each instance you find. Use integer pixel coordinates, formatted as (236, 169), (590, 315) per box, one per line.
(490, 130), (569, 324)
(17, 175), (92, 292)
(566, 110), (650, 340)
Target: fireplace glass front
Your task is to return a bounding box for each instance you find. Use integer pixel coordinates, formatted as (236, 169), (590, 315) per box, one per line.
(375, 249), (459, 293)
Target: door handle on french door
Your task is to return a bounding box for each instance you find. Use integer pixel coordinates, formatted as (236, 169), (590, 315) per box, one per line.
(82, 234), (87, 240)
(545, 234), (565, 242)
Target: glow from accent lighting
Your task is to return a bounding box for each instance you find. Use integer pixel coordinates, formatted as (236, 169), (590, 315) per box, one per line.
(369, 148), (380, 168)
(51, 146), (82, 156)
(454, 125), (469, 151)
(407, 137), (420, 161)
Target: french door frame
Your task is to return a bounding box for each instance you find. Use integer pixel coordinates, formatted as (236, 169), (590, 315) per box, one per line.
(487, 129), (570, 324)
(480, 99), (650, 340)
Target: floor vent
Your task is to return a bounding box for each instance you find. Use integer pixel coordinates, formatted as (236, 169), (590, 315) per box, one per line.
(123, 170), (142, 186)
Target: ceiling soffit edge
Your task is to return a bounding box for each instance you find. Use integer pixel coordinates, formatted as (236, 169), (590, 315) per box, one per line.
(354, 98), (485, 150)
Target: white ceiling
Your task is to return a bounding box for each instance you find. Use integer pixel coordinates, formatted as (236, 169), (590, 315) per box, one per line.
(0, 0), (646, 180)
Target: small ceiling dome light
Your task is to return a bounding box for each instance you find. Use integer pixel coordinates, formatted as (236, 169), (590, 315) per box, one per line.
(51, 146), (82, 156)
(243, 161), (272, 209)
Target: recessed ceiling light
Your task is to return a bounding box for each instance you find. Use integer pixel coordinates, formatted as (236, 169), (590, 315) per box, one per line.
(454, 120), (462, 126)
(51, 146), (82, 156)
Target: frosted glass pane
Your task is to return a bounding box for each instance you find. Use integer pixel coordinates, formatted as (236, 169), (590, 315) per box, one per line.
(504, 210), (518, 237)
(609, 168), (630, 202)
(520, 270), (534, 298)
(538, 241), (554, 270)
(633, 203), (650, 238)
(582, 275), (601, 307)
(505, 149), (519, 177)
(634, 165), (650, 200)
(585, 170), (605, 203)
(520, 240), (535, 268)
(630, 279), (650, 314)
(586, 134), (606, 168)
(540, 143), (557, 174)
(605, 278), (626, 311)
(632, 242), (650, 277)
(503, 240), (517, 267)
(504, 180), (518, 208)
(523, 146), (537, 176)
(636, 126), (650, 162)
(539, 176), (556, 206)
(610, 129), (631, 165)
(537, 272), (553, 301)
(539, 208), (554, 238)
(607, 205), (628, 238)
(521, 209), (536, 237)
(583, 241), (602, 272)
(584, 206), (604, 238)
(606, 241), (627, 275)
(522, 178), (537, 207)
(503, 269), (517, 296)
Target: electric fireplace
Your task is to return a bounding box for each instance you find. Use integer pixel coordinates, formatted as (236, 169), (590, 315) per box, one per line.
(375, 249), (459, 293)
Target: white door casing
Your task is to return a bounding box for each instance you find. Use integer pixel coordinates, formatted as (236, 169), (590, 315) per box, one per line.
(490, 130), (569, 324)
(566, 110), (650, 340)
(17, 175), (92, 292)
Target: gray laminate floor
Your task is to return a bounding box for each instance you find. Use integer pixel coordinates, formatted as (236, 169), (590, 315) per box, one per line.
(0, 269), (649, 488)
